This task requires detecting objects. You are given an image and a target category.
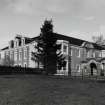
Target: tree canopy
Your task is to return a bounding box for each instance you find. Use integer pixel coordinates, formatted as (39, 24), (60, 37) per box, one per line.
(92, 35), (105, 45)
(32, 19), (66, 74)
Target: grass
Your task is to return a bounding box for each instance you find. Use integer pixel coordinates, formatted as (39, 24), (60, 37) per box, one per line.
(0, 74), (105, 105)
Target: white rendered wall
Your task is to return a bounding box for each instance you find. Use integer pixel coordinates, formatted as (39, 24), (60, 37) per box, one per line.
(28, 41), (38, 68)
(102, 50), (105, 57)
(0, 50), (5, 65)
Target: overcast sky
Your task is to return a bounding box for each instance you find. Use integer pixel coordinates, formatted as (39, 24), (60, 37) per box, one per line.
(0, 0), (105, 48)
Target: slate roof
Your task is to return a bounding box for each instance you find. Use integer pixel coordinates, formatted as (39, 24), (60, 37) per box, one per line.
(1, 46), (9, 50)
(54, 33), (105, 50)
(54, 33), (85, 46)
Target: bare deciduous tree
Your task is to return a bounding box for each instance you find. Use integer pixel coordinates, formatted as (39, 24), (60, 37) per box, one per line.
(92, 34), (105, 45)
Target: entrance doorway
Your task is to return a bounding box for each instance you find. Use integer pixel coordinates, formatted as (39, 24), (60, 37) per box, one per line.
(90, 63), (97, 75)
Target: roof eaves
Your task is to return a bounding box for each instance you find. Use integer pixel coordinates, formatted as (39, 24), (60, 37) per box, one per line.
(1, 46), (9, 51)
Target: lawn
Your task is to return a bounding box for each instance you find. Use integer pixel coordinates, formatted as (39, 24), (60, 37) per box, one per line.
(0, 74), (105, 105)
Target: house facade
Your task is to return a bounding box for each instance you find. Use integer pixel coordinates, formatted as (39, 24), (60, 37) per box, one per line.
(0, 33), (105, 76)
(0, 35), (38, 68)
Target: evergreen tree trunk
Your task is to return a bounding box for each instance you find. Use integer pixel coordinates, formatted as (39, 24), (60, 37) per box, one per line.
(48, 56), (57, 74)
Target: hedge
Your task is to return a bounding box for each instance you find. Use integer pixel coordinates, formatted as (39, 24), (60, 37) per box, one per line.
(0, 66), (44, 75)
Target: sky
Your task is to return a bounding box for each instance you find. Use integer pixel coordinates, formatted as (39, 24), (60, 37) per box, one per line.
(0, 0), (105, 48)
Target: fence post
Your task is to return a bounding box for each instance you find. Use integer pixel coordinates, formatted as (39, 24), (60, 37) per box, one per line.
(82, 69), (83, 80)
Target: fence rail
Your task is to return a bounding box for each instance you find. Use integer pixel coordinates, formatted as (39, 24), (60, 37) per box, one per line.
(56, 69), (105, 81)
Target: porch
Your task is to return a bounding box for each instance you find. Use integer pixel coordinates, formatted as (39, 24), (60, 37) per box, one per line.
(81, 58), (105, 76)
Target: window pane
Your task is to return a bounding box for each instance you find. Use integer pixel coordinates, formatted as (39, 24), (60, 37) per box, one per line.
(63, 45), (67, 53)
(76, 49), (80, 57)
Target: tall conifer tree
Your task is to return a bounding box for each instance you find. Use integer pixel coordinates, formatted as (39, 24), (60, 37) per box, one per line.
(32, 19), (65, 74)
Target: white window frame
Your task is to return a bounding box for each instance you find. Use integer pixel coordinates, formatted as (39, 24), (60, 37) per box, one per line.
(15, 53), (17, 61)
(87, 51), (90, 58)
(63, 44), (67, 54)
(22, 38), (25, 46)
(99, 52), (102, 57)
(14, 49), (18, 61)
(77, 48), (80, 57)
(24, 47), (27, 60)
(19, 51), (22, 61)
(10, 51), (14, 60)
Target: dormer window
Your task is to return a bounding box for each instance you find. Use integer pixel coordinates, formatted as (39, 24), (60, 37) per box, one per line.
(14, 38), (19, 47)
(11, 40), (14, 48)
(19, 39), (21, 46)
(22, 38), (25, 46)
(14, 35), (23, 47)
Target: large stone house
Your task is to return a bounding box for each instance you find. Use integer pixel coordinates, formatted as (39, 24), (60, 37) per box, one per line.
(0, 33), (105, 76)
